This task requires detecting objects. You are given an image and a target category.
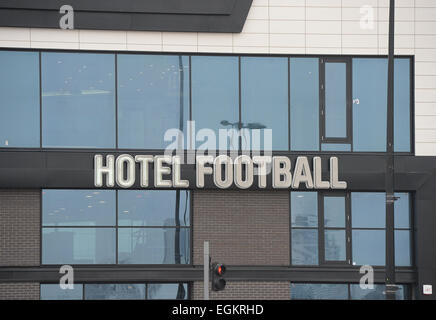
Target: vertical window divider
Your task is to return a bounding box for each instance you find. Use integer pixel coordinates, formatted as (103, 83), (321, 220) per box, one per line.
(189, 56), (192, 150)
(318, 192), (325, 265)
(115, 189), (118, 264)
(115, 53), (118, 149)
(238, 56), (242, 152)
(288, 57), (291, 151)
(346, 192), (352, 265)
(39, 51), (42, 149)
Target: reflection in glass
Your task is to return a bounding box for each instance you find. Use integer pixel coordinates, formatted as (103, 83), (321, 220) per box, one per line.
(325, 62), (347, 138)
(40, 284), (83, 300)
(351, 192), (385, 228)
(42, 52), (115, 148)
(118, 228), (190, 264)
(325, 230), (346, 261)
(395, 230), (411, 266)
(148, 283), (188, 300)
(85, 284), (145, 300)
(118, 190), (190, 227)
(0, 51), (40, 148)
(241, 57), (288, 150)
(350, 284), (405, 300)
(192, 56), (239, 150)
(292, 229), (318, 265)
(352, 230), (385, 266)
(394, 192), (410, 229)
(394, 59), (411, 152)
(291, 192), (318, 227)
(117, 54), (189, 149)
(291, 283), (348, 300)
(42, 189), (116, 226)
(42, 228), (116, 264)
(324, 197), (345, 228)
(290, 58), (319, 151)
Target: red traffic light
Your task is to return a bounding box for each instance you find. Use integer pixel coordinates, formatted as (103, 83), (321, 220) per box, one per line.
(214, 263), (226, 276)
(211, 263), (227, 291)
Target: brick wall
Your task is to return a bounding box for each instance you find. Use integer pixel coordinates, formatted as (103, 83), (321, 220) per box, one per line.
(193, 190), (290, 266)
(0, 190), (40, 266)
(0, 283), (39, 300)
(192, 281), (290, 300)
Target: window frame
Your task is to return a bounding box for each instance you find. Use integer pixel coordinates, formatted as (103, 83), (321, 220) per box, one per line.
(0, 48), (414, 155)
(319, 56), (353, 146)
(40, 189), (193, 267)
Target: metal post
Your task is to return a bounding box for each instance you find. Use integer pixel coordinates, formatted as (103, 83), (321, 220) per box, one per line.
(204, 241), (209, 300)
(385, 0), (397, 300)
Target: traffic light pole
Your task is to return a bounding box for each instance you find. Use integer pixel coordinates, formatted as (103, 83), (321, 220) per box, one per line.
(204, 241), (209, 300)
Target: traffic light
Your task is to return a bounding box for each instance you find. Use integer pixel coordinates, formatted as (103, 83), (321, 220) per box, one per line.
(211, 263), (226, 291)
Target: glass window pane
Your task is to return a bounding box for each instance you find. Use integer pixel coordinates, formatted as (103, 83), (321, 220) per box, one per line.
(325, 62), (347, 138)
(85, 284), (145, 300)
(42, 190), (116, 226)
(352, 230), (385, 266)
(0, 51), (40, 148)
(40, 284), (83, 300)
(324, 196), (345, 228)
(321, 143), (351, 151)
(394, 59), (411, 152)
(352, 58), (387, 152)
(291, 283), (348, 300)
(118, 228), (190, 264)
(292, 229), (318, 265)
(42, 52), (115, 148)
(241, 57), (288, 150)
(118, 190), (190, 227)
(42, 228), (116, 264)
(325, 230), (346, 261)
(395, 230), (412, 266)
(290, 58), (319, 151)
(291, 192), (318, 227)
(192, 56), (239, 150)
(351, 192), (385, 228)
(117, 54), (189, 149)
(350, 284), (406, 300)
(148, 283), (188, 299)
(394, 192), (410, 229)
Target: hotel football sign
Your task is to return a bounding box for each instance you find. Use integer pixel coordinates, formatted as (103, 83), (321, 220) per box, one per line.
(94, 154), (347, 190)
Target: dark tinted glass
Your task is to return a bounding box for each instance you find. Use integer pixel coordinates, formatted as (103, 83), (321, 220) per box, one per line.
(292, 229), (318, 265)
(241, 57), (288, 150)
(291, 283), (348, 300)
(191, 56), (239, 150)
(118, 228), (190, 264)
(395, 230), (412, 266)
(85, 284), (145, 300)
(290, 58), (319, 151)
(42, 52), (115, 148)
(394, 59), (411, 152)
(117, 54), (189, 149)
(325, 230), (346, 261)
(118, 190), (190, 226)
(325, 62), (347, 138)
(352, 230), (385, 266)
(42, 228), (116, 264)
(148, 283), (188, 299)
(324, 196), (345, 228)
(40, 284), (83, 300)
(0, 51), (40, 148)
(394, 192), (410, 229)
(43, 189), (116, 226)
(351, 192), (385, 228)
(291, 192), (318, 227)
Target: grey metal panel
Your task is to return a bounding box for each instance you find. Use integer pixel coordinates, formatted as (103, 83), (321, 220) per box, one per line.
(0, 0), (253, 33)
